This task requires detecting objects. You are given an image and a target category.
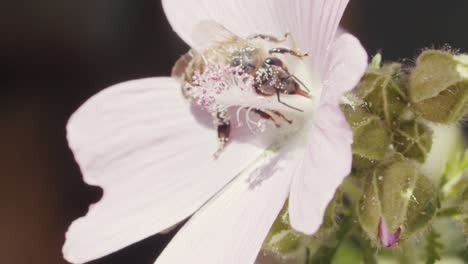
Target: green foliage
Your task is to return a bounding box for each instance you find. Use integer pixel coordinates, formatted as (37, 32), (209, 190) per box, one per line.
(440, 148), (468, 198)
(263, 203), (306, 257)
(393, 121), (433, 163)
(463, 190), (468, 235)
(343, 105), (391, 160)
(409, 50), (468, 123)
(262, 190), (354, 259)
(305, 215), (357, 264)
(354, 63), (408, 126)
(425, 228), (443, 264)
(357, 155), (437, 244)
(263, 51), (468, 263)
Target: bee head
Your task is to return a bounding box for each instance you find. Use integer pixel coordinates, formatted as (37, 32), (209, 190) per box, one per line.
(254, 57), (298, 96)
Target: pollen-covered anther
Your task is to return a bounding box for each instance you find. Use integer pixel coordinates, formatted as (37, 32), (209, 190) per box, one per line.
(185, 65), (256, 113)
(185, 64), (273, 135)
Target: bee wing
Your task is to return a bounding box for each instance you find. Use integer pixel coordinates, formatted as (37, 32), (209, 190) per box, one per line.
(171, 20), (246, 80)
(191, 20), (244, 52)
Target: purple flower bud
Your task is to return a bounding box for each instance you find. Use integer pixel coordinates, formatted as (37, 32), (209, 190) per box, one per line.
(378, 217), (401, 248)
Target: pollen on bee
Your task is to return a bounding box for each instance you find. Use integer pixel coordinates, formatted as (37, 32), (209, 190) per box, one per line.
(184, 65), (274, 135)
(184, 64), (256, 113)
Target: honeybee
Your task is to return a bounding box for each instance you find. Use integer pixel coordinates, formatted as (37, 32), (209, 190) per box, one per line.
(172, 21), (310, 157)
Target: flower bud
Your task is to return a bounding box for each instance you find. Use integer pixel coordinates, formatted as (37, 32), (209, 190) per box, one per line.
(357, 155), (437, 247)
(343, 105), (391, 160)
(354, 63), (408, 125)
(369, 53), (383, 70)
(393, 121), (433, 163)
(262, 191), (349, 260)
(262, 204), (305, 257)
(409, 50), (468, 123)
(352, 155), (377, 175)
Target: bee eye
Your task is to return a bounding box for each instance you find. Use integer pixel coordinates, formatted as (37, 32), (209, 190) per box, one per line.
(264, 57), (283, 67)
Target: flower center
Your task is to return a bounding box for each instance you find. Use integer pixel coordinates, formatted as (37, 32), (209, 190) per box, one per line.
(185, 62), (317, 146)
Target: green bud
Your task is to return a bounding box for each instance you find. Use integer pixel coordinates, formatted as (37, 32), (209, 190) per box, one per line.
(354, 63), (409, 126)
(352, 154), (378, 175)
(255, 250), (297, 264)
(343, 105), (391, 160)
(369, 53), (383, 70)
(393, 121), (433, 163)
(358, 155), (437, 247)
(409, 50), (468, 123)
(401, 174), (438, 240)
(263, 191), (351, 261)
(263, 203), (305, 256)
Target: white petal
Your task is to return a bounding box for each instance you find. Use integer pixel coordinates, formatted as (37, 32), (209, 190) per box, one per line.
(288, 33), (366, 235)
(63, 77), (273, 263)
(162, 0), (350, 70)
(289, 104), (353, 235)
(321, 33), (368, 103)
(155, 150), (299, 264)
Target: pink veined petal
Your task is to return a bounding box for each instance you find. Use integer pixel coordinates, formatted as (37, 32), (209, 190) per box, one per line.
(63, 77), (274, 263)
(155, 151), (299, 264)
(289, 104), (353, 235)
(321, 33), (368, 104)
(162, 0), (350, 72)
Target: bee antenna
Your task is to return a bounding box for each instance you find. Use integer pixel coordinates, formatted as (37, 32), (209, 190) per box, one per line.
(276, 90), (304, 112)
(290, 75), (310, 92)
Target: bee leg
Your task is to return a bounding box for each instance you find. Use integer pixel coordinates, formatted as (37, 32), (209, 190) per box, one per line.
(247, 32), (289, 43)
(253, 109), (281, 128)
(213, 112), (231, 159)
(269, 47), (308, 58)
(273, 111), (293, 124)
(276, 90), (304, 112)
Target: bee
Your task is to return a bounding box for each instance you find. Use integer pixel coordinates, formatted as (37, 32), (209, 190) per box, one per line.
(172, 21), (309, 157)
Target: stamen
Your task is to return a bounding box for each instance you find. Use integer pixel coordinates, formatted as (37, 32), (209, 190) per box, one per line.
(184, 64), (308, 137)
(236, 107), (244, 127)
(184, 65), (256, 114)
(245, 108), (254, 131)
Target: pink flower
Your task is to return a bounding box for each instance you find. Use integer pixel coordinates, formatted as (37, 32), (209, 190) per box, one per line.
(63, 0), (368, 263)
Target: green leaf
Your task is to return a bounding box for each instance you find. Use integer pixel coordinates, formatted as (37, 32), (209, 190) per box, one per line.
(441, 148), (468, 198)
(263, 203), (306, 256)
(425, 228), (443, 264)
(463, 190), (468, 235)
(411, 82), (468, 123)
(306, 216), (353, 264)
(356, 233), (378, 264)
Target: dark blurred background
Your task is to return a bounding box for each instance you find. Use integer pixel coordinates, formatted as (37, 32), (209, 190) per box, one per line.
(1, 0), (467, 263)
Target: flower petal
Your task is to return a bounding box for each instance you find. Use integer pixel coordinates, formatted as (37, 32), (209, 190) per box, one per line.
(162, 0), (350, 70)
(321, 33), (368, 104)
(287, 32), (366, 234)
(63, 77), (273, 263)
(289, 104), (353, 235)
(155, 150), (298, 264)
